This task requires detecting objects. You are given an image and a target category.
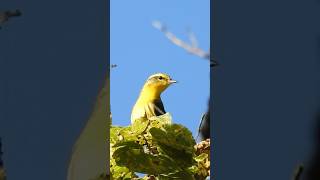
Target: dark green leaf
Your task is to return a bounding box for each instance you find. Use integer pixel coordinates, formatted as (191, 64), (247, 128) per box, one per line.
(149, 124), (196, 167)
(159, 171), (195, 180)
(113, 144), (179, 174)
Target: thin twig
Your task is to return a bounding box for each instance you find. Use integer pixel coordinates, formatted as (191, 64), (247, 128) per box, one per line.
(152, 20), (218, 67)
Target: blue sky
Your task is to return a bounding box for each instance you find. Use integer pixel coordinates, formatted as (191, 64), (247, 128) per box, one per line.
(0, 1), (208, 179)
(111, 0), (210, 138)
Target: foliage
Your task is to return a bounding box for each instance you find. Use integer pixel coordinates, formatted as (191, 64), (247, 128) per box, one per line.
(110, 113), (210, 180)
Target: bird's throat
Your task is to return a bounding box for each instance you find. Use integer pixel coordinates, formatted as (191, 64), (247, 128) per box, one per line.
(139, 86), (162, 101)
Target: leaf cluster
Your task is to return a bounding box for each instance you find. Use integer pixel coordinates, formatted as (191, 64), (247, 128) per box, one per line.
(110, 113), (210, 180)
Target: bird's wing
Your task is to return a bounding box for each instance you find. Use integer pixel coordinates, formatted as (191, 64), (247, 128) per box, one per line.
(131, 99), (166, 123)
(131, 102), (147, 123)
(145, 99), (166, 118)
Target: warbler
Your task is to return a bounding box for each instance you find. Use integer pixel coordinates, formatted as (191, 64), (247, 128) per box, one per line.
(131, 73), (177, 124)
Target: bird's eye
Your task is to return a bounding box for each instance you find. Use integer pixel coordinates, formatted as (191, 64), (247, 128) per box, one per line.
(158, 76), (163, 80)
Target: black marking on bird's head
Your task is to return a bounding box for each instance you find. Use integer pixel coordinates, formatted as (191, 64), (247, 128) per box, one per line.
(146, 73), (177, 85)
(142, 73), (177, 93)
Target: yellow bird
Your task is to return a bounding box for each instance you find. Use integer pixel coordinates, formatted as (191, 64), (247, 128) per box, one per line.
(131, 73), (177, 124)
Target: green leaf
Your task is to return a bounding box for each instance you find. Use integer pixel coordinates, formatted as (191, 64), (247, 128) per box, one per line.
(149, 113), (172, 126)
(149, 124), (196, 167)
(110, 113), (209, 179)
(111, 126), (138, 143)
(111, 164), (136, 179)
(150, 124), (195, 152)
(112, 141), (142, 148)
(159, 171), (195, 180)
(113, 142), (179, 174)
(110, 126), (123, 144)
(131, 117), (149, 135)
(158, 143), (194, 168)
(187, 166), (199, 174)
(194, 153), (208, 162)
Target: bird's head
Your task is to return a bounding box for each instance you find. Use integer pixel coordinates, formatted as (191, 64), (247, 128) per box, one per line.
(142, 73), (177, 98)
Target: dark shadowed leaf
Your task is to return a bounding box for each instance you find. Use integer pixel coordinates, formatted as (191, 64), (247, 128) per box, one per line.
(149, 124), (196, 167)
(113, 142), (180, 174)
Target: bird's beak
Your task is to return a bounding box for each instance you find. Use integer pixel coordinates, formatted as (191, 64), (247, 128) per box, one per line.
(169, 79), (177, 84)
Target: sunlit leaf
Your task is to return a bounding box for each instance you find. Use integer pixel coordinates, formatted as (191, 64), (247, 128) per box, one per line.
(194, 153), (208, 162)
(132, 117), (149, 135)
(159, 170), (195, 180)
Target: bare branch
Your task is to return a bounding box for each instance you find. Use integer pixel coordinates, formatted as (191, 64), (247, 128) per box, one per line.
(152, 20), (209, 59)
(186, 28), (198, 48)
(152, 20), (218, 67)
